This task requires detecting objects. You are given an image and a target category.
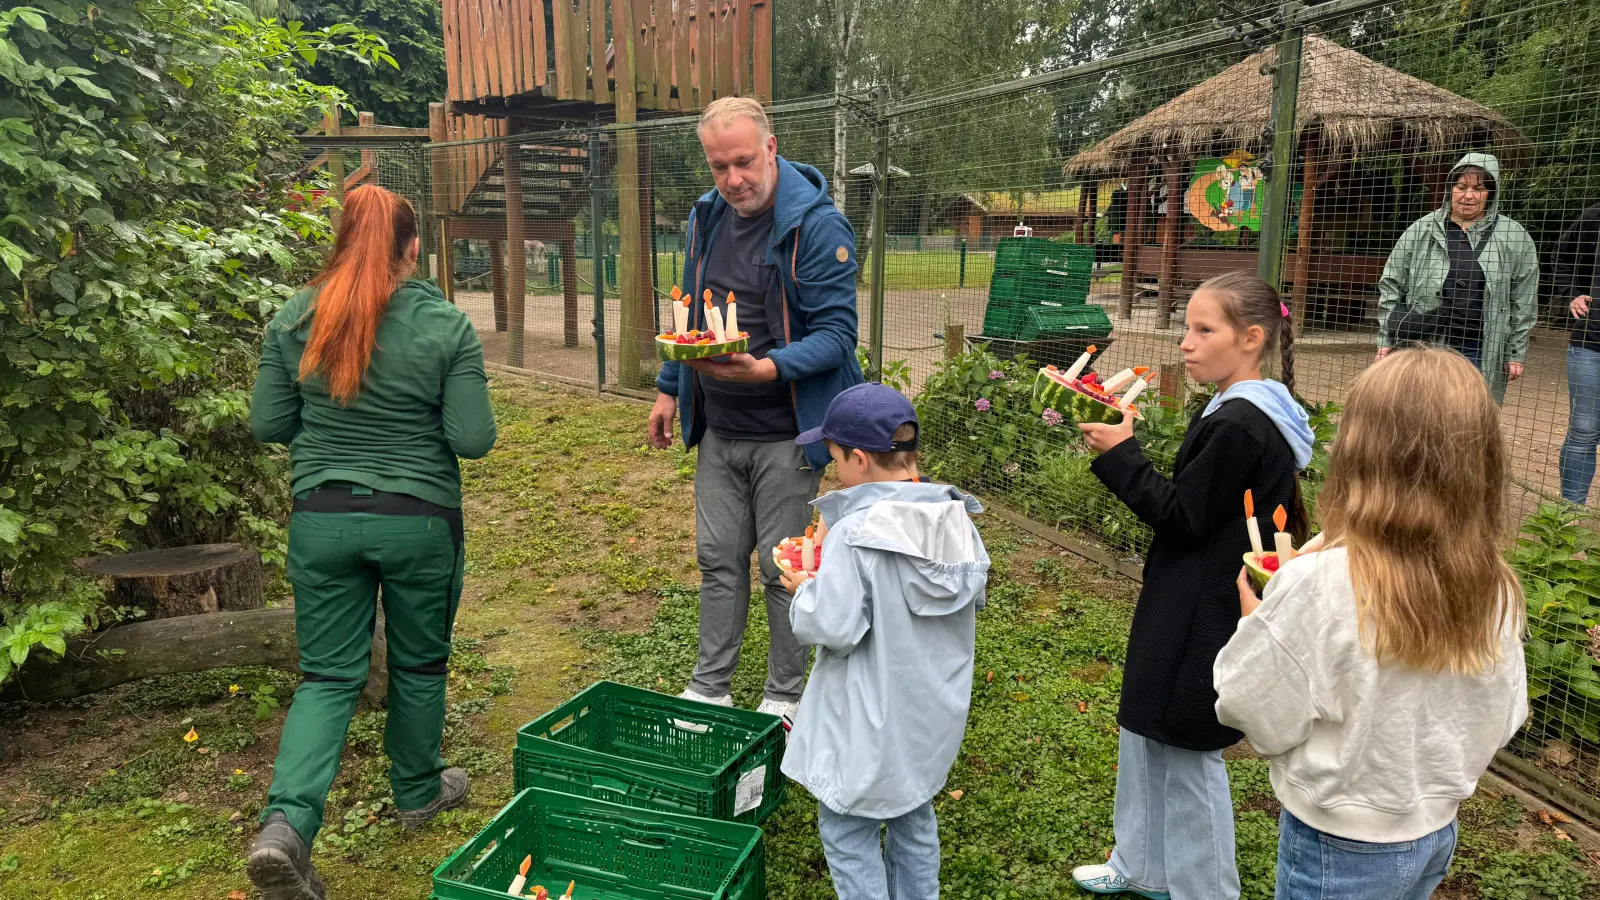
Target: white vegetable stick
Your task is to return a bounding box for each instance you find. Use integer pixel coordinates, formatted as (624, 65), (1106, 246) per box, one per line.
(1245, 518), (1265, 556)
(672, 299), (689, 334)
(1062, 347), (1093, 382)
(1101, 368), (1136, 392)
(1274, 531), (1296, 563)
(725, 300), (739, 336)
(1117, 377), (1149, 410)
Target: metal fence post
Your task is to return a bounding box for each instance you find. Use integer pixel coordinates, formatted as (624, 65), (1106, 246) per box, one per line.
(1257, 17), (1303, 292)
(414, 145), (432, 281)
(867, 85), (890, 383)
(958, 239), (967, 288)
(590, 127), (606, 394)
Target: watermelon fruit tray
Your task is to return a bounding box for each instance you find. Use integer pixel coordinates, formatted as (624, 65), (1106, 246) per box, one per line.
(657, 331), (750, 362)
(772, 530), (821, 573)
(1032, 367), (1143, 426)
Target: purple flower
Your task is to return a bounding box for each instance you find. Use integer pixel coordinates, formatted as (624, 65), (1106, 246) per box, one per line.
(1041, 408), (1064, 427)
(988, 370), (1006, 380)
(974, 398), (992, 412)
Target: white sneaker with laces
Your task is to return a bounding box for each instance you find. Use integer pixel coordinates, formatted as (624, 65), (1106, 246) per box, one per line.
(677, 687), (734, 707)
(756, 698), (798, 731)
(1071, 864), (1170, 899)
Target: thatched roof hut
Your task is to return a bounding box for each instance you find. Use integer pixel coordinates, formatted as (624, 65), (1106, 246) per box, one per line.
(1064, 35), (1530, 179)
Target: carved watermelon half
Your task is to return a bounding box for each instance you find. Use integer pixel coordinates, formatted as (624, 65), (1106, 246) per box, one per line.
(1031, 367), (1142, 426)
(656, 332), (751, 362)
(1242, 551), (1281, 592)
(773, 536), (821, 573)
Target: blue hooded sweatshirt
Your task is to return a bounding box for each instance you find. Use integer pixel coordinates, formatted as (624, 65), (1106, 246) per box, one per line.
(1202, 379), (1315, 470)
(782, 481), (990, 819)
(656, 157), (864, 470)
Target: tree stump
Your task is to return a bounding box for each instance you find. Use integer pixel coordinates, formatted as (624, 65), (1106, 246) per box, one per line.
(85, 543), (264, 619)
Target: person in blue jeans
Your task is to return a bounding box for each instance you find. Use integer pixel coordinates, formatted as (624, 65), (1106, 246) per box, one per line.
(1554, 200), (1600, 504)
(778, 384), (990, 900)
(1217, 349), (1527, 900)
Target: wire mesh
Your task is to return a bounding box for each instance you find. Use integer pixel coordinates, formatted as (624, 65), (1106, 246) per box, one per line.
(372, 0), (1600, 799)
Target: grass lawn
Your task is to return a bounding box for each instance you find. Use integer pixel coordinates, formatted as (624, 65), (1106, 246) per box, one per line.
(0, 374), (1592, 899)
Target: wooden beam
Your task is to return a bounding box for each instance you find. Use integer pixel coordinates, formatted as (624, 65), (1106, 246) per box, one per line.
(495, 0), (515, 96)
(731, 0), (746, 97)
(430, 104), (448, 217)
(1119, 159), (1147, 319)
(1156, 157), (1184, 330)
(551, 0), (572, 100)
(716, 0), (734, 99)
(531, 0), (547, 88)
(633, 0), (654, 104)
(506, 0), (524, 95)
(1290, 134), (1320, 338)
(614, 0), (649, 388)
(750, 0), (772, 103)
(654, 0), (672, 110)
(444, 0), (462, 102)
(589, 0), (609, 102)
(697, 0), (714, 103)
(489, 236), (509, 332)
(675, 0), (695, 108)
(473, 0), (493, 100)
(571, 0), (592, 101)
(505, 137), (528, 366)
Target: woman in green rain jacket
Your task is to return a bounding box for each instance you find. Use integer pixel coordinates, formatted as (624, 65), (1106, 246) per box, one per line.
(246, 185), (496, 900)
(1376, 152), (1540, 402)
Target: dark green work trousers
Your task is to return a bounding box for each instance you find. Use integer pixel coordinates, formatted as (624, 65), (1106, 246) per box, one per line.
(263, 489), (465, 845)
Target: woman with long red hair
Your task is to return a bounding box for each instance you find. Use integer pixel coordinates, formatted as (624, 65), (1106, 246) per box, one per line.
(246, 185), (495, 900)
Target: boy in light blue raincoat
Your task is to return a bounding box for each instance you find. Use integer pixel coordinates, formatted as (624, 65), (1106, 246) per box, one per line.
(778, 383), (990, 900)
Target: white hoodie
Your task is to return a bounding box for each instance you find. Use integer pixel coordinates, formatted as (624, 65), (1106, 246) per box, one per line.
(1214, 547), (1527, 842)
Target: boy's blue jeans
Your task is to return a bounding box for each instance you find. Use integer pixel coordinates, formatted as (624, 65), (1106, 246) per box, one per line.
(1109, 728), (1240, 900)
(818, 801), (940, 900)
(1560, 344), (1600, 504)
(1275, 809), (1456, 900)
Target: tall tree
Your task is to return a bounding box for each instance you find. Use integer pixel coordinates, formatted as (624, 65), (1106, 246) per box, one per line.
(292, 0), (446, 126)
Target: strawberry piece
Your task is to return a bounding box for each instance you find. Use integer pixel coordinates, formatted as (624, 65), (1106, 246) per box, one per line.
(1261, 555), (1281, 572)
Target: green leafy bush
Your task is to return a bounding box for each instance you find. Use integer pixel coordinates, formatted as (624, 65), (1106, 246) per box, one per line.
(1514, 504), (1600, 744)
(0, 1), (391, 681)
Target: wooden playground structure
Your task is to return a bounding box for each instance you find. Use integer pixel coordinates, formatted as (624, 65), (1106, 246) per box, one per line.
(428, 0), (774, 388)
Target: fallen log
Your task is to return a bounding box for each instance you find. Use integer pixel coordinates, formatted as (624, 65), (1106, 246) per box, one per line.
(0, 607), (388, 706)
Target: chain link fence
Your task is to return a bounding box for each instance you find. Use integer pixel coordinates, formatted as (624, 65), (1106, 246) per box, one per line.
(312, 0), (1600, 813)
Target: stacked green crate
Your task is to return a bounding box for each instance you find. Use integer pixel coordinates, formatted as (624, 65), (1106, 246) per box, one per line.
(983, 238), (1104, 341)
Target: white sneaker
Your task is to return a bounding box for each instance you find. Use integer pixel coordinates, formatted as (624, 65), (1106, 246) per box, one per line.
(756, 698), (798, 731)
(677, 687), (733, 707)
(1071, 864), (1170, 899)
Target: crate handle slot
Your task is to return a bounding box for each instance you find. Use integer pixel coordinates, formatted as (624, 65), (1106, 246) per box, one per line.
(623, 836), (669, 850)
(590, 775), (631, 794)
(547, 707), (587, 737)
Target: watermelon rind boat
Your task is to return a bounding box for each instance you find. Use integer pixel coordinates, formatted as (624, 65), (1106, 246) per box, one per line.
(656, 331), (751, 362)
(1032, 366), (1143, 426)
(1242, 551), (1280, 592)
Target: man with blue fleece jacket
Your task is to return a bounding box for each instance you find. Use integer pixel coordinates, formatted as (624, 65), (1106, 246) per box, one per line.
(647, 97), (863, 722)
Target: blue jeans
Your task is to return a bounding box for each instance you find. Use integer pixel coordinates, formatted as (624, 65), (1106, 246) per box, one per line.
(1109, 729), (1240, 900)
(817, 801), (940, 900)
(1560, 345), (1600, 504)
(1276, 809), (1456, 900)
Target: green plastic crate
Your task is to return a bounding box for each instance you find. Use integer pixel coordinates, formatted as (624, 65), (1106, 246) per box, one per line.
(514, 681), (786, 825)
(1016, 303), (1113, 342)
(993, 237), (1095, 277)
(431, 788), (764, 900)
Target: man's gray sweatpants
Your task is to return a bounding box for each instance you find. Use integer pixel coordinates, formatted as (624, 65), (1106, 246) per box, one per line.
(689, 430), (822, 703)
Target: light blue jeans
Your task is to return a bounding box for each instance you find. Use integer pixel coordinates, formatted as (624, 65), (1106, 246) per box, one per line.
(817, 800), (940, 900)
(1109, 729), (1240, 900)
(1560, 345), (1600, 505)
(1275, 809), (1456, 900)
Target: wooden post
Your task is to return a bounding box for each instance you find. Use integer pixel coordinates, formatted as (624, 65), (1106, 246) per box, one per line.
(562, 220), (580, 348)
(614, 0), (648, 388)
(637, 133), (658, 363)
(1258, 27), (1303, 291)
(1157, 362), (1186, 409)
(324, 101), (344, 230)
(1290, 133), (1320, 338)
(1119, 156), (1148, 320)
(1156, 157), (1185, 331)
(429, 104), (455, 304)
(489, 238), (509, 332)
(504, 135), (527, 366)
(945, 324), (965, 359)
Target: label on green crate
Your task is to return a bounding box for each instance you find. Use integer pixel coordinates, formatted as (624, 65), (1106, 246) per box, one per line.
(734, 765), (766, 816)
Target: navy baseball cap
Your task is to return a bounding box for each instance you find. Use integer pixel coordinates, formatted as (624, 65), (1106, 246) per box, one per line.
(796, 382), (919, 451)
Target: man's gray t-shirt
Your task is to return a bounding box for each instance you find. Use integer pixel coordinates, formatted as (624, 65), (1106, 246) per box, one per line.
(698, 206), (797, 441)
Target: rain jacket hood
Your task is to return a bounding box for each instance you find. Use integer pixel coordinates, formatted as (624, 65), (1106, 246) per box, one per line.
(781, 480), (990, 819)
(1203, 379), (1314, 470)
(1443, 152), (1502, 221)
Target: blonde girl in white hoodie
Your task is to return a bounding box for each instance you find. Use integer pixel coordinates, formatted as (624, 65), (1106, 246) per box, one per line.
(1215, 346), (1527, 900)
